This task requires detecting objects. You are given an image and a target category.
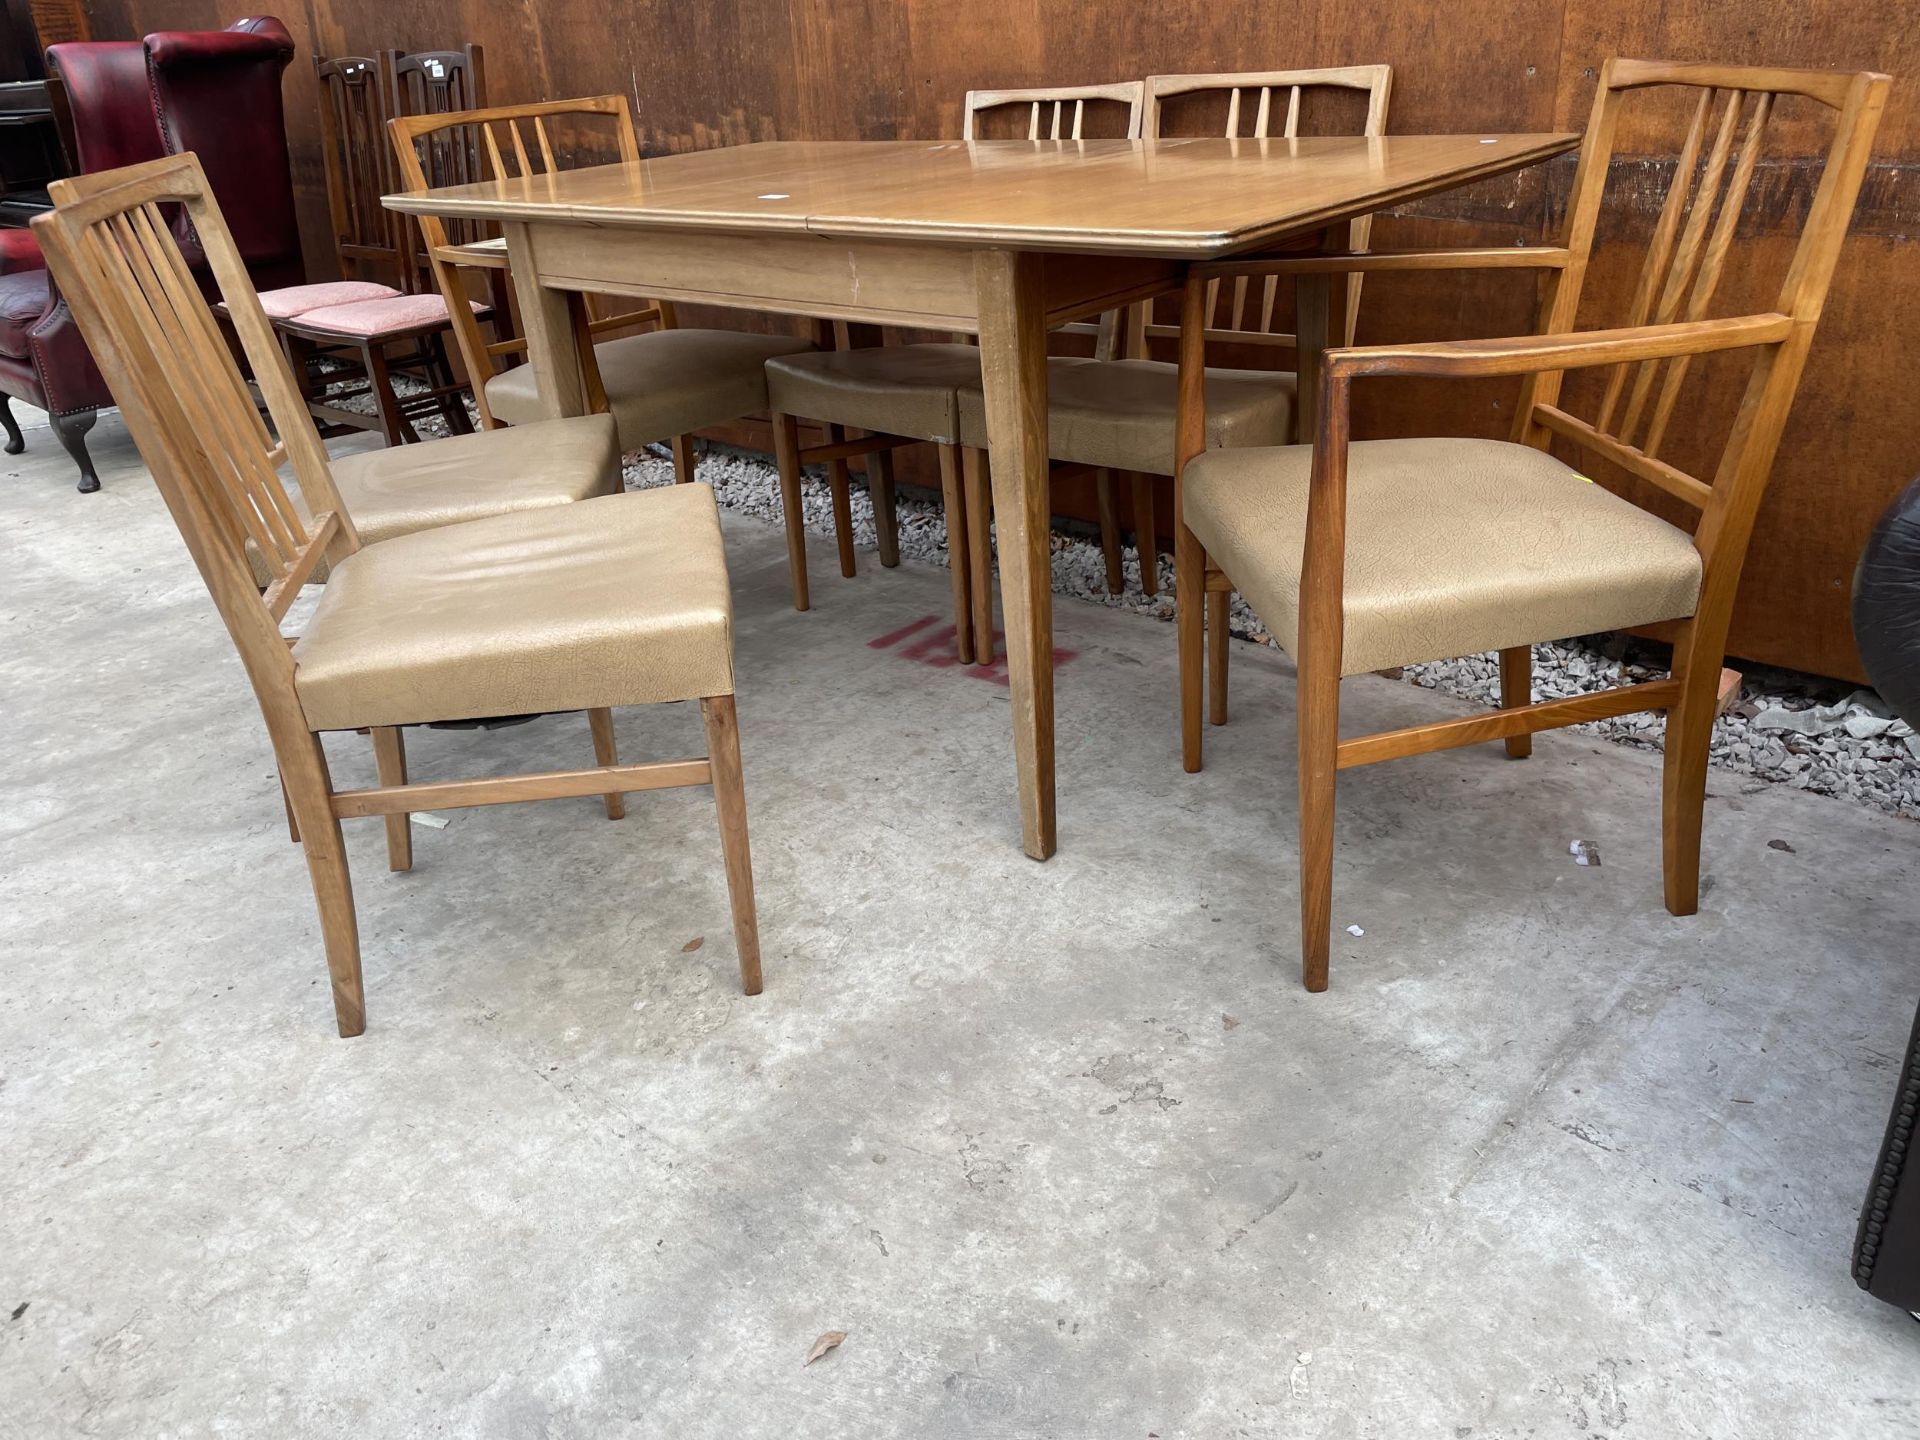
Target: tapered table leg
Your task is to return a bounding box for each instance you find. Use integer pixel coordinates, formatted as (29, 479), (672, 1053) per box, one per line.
(973, 250), (1055, 860)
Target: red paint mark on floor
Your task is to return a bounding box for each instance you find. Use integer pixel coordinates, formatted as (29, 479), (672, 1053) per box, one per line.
(868, 615), (1076, 687)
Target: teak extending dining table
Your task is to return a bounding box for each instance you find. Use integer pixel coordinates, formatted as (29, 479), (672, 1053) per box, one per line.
(385, 134), (1577, 861)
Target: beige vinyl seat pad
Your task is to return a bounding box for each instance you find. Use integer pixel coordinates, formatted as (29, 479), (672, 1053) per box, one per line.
(485, 328), (813, 448)
(292, 485), (735, 732)
(1183, 437), (1704, 677)
(957, 357), (1295, 475)
(765, 342), (984, 444)
(251, 415), (622, 588)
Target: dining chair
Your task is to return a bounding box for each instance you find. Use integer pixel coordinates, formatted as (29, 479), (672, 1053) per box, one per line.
(953, 67), (1392, 661)
(762, 81), (1146, 660)
(314, 54), (407, 288)
(388, 94), (814, 485)
(251, 51), (482, 448)
(37, 152), (764, 1036)
(1171, 58), (1887, 990)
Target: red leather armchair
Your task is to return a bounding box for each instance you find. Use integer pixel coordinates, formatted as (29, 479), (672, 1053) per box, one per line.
(1, 17), (301, 491)
(147, 18), (303, 294)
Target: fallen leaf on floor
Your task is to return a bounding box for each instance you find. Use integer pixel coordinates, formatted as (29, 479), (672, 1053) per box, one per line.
(1345, 924), (1365, 937)
(804, 1330), (847, 1366)
(682, 936), (704, 953)
(1767, 838), (1796, 854)
(1221, 1014), (1240, 1031)
(1568, 839), (1602, 867)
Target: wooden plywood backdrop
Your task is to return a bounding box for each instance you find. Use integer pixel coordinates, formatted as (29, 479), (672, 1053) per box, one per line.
(83, 0), (1919, 681)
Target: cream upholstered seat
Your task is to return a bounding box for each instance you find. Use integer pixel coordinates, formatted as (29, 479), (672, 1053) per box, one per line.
(293, 485), (734, 732)
(765, 343), (984, 445)
(485, 328), (814, 451)
(328, 415), (620, 544)
(958, 357), (1295, 475)
(247, 414), (621, 587)
(1183, 437), (1703, 677)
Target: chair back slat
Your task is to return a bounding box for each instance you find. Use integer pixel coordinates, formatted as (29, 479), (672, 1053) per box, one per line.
(962, 83), (1145, 141)
(34, 154), (358, 698)
(1515, 58), (1887, 555)
(1637, 93), (1774, 457)
(1594, 88), (1715, 432)
(1612, 90), (1744, 443)
(1143, 66), (1394, 352)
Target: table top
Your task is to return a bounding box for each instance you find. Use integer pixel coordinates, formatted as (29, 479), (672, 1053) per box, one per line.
(384, 135), (1577, 257)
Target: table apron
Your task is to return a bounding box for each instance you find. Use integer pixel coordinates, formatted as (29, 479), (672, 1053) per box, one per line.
(518, 221), (1179, 332)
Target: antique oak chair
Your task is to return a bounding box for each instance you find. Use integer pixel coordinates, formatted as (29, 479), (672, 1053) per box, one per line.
(37, 153), (763, 1036)
(762, 81), (1147, 661)
(1171, 59), (1887, 990)
(388, 94), (812, 484)
(953, 67), (1392, 658)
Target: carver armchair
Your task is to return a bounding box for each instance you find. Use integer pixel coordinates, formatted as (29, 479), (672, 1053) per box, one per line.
(1172, 59), (1888, 990)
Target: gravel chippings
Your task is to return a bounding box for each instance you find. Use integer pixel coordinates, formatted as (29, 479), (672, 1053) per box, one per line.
(625, 443), (1920, 823)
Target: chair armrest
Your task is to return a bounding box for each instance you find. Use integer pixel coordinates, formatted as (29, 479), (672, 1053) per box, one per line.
(1195, 247), (1572, 280)
(1324, 313), (1794, 381)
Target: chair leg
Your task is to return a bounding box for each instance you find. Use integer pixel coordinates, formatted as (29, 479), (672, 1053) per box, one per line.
(1176, 521), (1205, 772)
(871, 447), (900, 567)
(672, 433), (697, 484)
(770, 413), (810, 611)
(1500, 645), (1533, 759)
(1093, 469), (1125, 593)
(825, 424), (856, 578)
(0, 393), (23, 455)
(588, 707), (626, 820)
(700, 695), (763, 996)
(937, 443), (974, 664)
(278, 770), (300, 843)
(1130, 471), (1160, 595)
(1662, 632), (1723, 917)
(363, 343), (415, 447)
(50, 408), (99, 494)
(427, 334), (473, 435)
(1296, 658), (1340, 993)
(962, 446), (995, 666)
(282, 733), (365, 1037)
(370, 726), (413, 873)
(1207, 589), (1230, 726)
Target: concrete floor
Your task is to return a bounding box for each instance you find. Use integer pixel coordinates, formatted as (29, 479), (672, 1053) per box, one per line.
(4, 405), (1919, 1439)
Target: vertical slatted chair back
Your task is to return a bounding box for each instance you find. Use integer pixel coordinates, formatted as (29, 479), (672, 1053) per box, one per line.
(34, 155), (358, 696)
(1516, 59), (1887, 591)
(388, 96), (656, 426)
(388, 45), (486, 122)
(961, 82), (1145, 141)
(390, 94), (641, 261)
(384, 46), (490, 282)
(314, 54), (403, 287)
(1145, 66), (1393, 351)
